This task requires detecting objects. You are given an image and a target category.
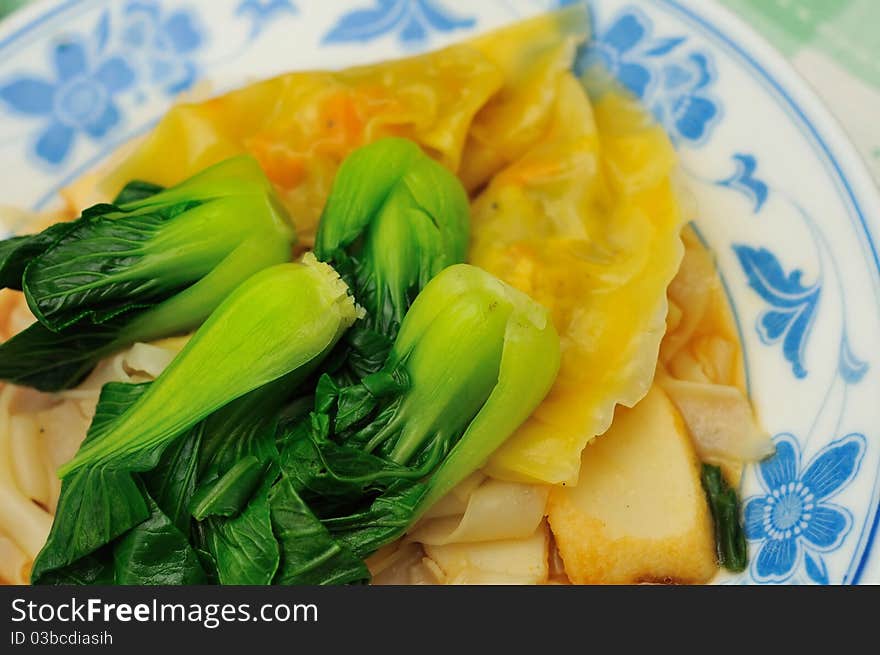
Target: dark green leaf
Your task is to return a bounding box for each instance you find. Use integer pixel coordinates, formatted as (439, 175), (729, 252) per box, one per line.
(23, 205), (194, 330)
(0, 221), (77, 290)
(31, 383), (157, 583)
(323, 482), (428, 559)
(31, 466), (149, 583)
(278, 416), (424, 516)
(341, 326), (393, 379)
(202, 486), (280, 585)
(0, 320), (119, 391)
(269, 473), (368, 585)
(142, 425), (203, 535)
(113, 494), (206, 585)
(191, 456), (266, 520)
(701, 464), (748, 572)
(113, 180), (165, 205)
(196, 382), (287, 481)
(32, 552), (114, 586)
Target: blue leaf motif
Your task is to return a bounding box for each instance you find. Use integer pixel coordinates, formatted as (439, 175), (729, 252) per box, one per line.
(733, 245), (820, 378)
(719, 154), (768, 213)
(644, 36), (685, 57)
(805, 552), (829, 585)
(839, 333), (869, 383)
(323, 0), (474, 46)
(95, 11), (111, 53)
(324, 0), (409, 43)
(235, 0), (297, 38)
(416, 0), (475, 31)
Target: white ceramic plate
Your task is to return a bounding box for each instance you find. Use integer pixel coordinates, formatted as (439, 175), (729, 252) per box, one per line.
(1, 0), (878, 584)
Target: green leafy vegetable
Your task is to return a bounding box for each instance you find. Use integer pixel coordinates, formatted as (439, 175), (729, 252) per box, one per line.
(32, 257), (359, 584)
(60, 256), (359, 476)
(315, 138), (470, 375)
(0, 222), (77, 290)
(26, 142), (562, 587)
(112, 494), (207, 585)
(269, 472), (369, 585)
(190, 456), (267, 520)
(701, 464), (748, 572)
(0, 156), (295, 391)
(0, 320), (120, 390)
(283, 263), (561, 559)
(202, 485), (280, 585)
(24, 156), (292, 330)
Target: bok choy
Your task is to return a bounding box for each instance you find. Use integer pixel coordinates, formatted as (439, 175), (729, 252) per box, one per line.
(27, 138), (562, 586)
(0, 156), (295, 390)
(315, 138), (470, 378)
(280, 263), (561, 560)
(32, 256), (360, 583)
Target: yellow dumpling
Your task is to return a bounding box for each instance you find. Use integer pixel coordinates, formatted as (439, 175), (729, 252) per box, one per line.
(474, 88), (685, 485)
(92, 7), (588, 247)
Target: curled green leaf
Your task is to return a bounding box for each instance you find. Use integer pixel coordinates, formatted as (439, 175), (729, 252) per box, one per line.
(315, 137), (470, 339)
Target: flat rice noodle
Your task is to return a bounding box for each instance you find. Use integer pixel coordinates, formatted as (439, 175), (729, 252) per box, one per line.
(0, 387), (53, 558)
(424, 521), (549, 585)
(410, 479), (549, 545)
(659, 375), (773, 464)
(369, 543), (445, 585)
(419, 471), (485, 520)
(0, 534), (30, 584)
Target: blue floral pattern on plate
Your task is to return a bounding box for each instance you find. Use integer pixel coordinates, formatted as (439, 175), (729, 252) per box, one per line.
(236, 0), (297, 37)
(719, 154), (768, 213)
(744, 433), (865, 583)
(732, 245), (820, 379)
(323, 0), (475, 46)
(120, 1), (204, 96)
(0, 29), (135, 165)
(582, 7), (721, 145)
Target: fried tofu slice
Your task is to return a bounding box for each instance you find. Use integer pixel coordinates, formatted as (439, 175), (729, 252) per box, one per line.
(547, 385), (716, 584)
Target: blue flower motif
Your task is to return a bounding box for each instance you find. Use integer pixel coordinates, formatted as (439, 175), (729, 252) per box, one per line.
(120, 1), (204, 95)
(582, 7), (721, 146)
(236, 0), (297, 38)
(323, 0), (475, 47)
(718, 153), (768, 213)
(733, 245), (820, 378)
(0, 38), (135, 165)
(586, 12), (655, 99)
(744, 433), (865, 583)
(652, 52), (719, 144)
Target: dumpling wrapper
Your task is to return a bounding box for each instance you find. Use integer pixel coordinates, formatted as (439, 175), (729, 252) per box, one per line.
(472, 86), (686, 485)
(86, 8), (588, 247)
